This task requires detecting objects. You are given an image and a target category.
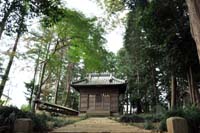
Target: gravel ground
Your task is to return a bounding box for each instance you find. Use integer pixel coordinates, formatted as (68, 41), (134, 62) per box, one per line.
(51, 117), (152, 133)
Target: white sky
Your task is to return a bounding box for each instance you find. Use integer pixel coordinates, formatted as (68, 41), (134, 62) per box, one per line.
(1, 0), (125, 107)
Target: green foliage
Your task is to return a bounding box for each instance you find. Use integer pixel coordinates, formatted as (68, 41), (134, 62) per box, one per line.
(0, 106), (86, 132)
(20, 104), (31, 112)
(24, 80), (38, 105)
(25, 7), (114, 108)
(114, 0), (200, 113)
(119, 114), (144, 123)
(0, 0), (62, 36)
(159, 106), (200, 132)
(0, 106), (48, 131)
(143, 120), (155, 130)
(119, 113), (163, 124)
(0, 99), (5, 106)
(65, 91), (79, 110)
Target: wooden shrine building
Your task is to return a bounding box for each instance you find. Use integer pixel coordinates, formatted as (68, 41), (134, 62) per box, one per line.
(71, 73), (127, 116)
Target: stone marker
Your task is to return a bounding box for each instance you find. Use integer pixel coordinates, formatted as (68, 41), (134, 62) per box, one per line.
(167, 117), (188, 133)
(14, 118), (32, 133)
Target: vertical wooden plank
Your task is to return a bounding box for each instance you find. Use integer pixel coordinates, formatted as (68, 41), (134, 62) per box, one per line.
(89, 94), (95, 110)
(103, 94), (110, 111)
(110, 92), (119, 112)
(80, 93), (88, 111)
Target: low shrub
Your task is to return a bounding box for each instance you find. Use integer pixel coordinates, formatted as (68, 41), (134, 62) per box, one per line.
(143, 114), (163, 122)
(0, 106), (86, 132)
(159, 106), (200, 133)
(119, 114), (144, 123)
(143, 120), (155, 130)
(0, 106), (48, 132)
(119, 113), (163, 124)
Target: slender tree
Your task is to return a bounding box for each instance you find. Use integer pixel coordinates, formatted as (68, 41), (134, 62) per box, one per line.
(0, 4), (26, 98)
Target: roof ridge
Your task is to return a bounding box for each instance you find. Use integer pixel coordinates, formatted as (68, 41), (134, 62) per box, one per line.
(71, 78), (87, 84)
(112, 76), (126, 83)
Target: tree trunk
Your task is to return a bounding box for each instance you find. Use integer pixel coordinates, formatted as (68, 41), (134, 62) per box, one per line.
(186, 0), (200, 61)
(193, 82), (200, 106)
(150, 63), (157, 106)
(30, 51), (40, 113)
(0, 30), (21, 98)
(126, 93), (129, 114)
(171, 74), (177, 109)
(187, 69), (194, 103)
(187, 66), (200, 106)
(54, 44), (65, 104)
(54, 68), (61, 104)
(64, 63), (73, 106)
(32, 43), (51, 112)
(129, 93), (132, 114)
(0, 1), (25, 98)
(136, 99), (142, 113)
(187, 66), (195, 103)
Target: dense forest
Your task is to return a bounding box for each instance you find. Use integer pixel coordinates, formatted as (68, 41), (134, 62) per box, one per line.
(0, 0), (200, 129)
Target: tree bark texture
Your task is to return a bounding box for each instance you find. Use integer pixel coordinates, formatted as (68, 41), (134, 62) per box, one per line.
(30, 52), (40, 113)
(150, 62), (157, 106)
(171, 74), (177, 109)
(64, 63), (73, 106)
(186, 0), (200, 60)
(0, 33), (20, 98)
(54, 68), (61, 104)
(0, 11), (25, 98)
(187, 66), (200, 106)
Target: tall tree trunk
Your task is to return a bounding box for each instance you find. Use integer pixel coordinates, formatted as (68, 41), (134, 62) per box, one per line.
(171, 74), (177, 109)
(136, 99), (142, 113)
(32, 43), (51, 112)
(126, 95), (129, 114)
(150, 62), (157, 106)
(64, 63), (73, 106)
(188, 66), (200, 106)
(0, 29), (21, 98)
(54, 46), (64, 104)
(0, 0), (16, 39)
(129, 93), (132, 114)
(188, 66), (195, 103)
(54, 68), (61, 104)
(30, 51), (40, 113)
(193, 82), (200, 106)
(187, 69), (194, 103)
(35, 62), (47, 99)
(186, 0), (200, 60)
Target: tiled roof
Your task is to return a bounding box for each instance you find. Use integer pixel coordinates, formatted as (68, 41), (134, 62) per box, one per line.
(71, 73), (127, 86)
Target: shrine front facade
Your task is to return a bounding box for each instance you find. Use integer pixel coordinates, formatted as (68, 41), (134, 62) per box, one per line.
(71, 73), (127, 116)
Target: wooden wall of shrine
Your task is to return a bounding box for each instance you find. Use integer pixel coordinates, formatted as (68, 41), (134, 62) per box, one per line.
(79, 87), (119, 114)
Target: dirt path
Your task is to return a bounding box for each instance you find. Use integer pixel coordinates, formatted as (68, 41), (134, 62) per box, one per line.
(51, 117), (152, 133)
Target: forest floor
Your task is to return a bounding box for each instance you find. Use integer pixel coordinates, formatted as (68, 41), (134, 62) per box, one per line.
(51, 117), (152, 133)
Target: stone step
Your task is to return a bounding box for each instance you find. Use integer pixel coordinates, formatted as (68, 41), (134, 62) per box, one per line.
(86, 110), (110, 116)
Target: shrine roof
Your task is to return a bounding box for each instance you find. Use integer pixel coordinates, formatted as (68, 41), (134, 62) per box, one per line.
(71, 73), (127, 87)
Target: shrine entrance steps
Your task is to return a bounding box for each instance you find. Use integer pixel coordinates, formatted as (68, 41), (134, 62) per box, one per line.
(51, 117), (151, 133)
(86, 110), (110, 116)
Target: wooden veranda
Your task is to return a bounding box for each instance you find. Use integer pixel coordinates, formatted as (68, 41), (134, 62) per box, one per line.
(35, 100), (78, 115)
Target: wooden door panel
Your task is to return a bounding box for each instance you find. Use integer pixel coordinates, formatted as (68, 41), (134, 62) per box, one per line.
(95, 94), (103, 110)
(103, 95), (110, 111)
(89, 95), (95, 110)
